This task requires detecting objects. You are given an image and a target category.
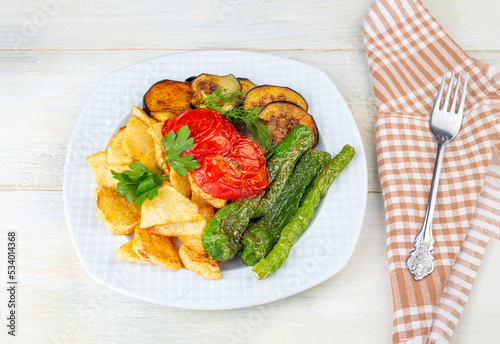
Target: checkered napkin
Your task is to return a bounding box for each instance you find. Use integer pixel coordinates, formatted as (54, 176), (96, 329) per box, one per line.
(363, 0), (500, 343)
(428, 152), (500, 343)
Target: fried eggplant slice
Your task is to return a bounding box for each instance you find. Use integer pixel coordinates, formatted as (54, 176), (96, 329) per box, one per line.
(237, 77), (257, 94)
(243, 85), (308, 111)
(143, 79), (193, 115)
(191, 74), (241, 110)
(259, 101), (318, 147)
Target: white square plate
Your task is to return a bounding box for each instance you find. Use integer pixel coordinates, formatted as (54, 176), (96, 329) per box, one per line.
(63, 50), (367, 309)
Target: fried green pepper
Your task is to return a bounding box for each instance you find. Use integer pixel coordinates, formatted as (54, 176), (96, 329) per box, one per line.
(252, 144), (355, 279)
(239, 149), (331, 266)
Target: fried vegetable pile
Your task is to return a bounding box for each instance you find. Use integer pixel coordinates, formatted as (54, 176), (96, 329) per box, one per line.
(87, 106), (223, 280)
(87, 73), (354, 280)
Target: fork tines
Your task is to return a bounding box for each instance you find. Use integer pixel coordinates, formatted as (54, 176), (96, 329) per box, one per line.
(435, 68), (469, 115)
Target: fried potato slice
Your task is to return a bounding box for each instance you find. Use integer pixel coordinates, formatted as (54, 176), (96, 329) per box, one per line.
(178, 235), (206, 256)
(199, 204), (215, 221)
(131, 105), (157, 127)
(95, 186), (140, 235)
(151, 111), (176, 122)
(191, 193), (209, 208)
(107, 127), (134, 165)
(116, 239), (151, 264)
(179, 245), (220, 280)
(188, 174), (227, 209)
(148, 121), (169, 175)
(139, 148), (159, 172)
(170, 170), (192, 199)
(132, 226), (181, 270)
(140, 185), (203, 227)
(87, 152), (129, 190)
(150, 203), (213, 237)
(152, 219), (206, 237)
(123, 116), (155, 160)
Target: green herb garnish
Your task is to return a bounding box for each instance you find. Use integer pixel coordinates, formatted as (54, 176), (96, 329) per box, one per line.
(161, 125), (200, 177)
(112, 125), (200, 208)
(112, 161), (165, 208)
(202, 88), (272, 150)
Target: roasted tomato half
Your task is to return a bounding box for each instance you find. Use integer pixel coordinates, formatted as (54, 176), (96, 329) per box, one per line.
(190, 135), (268, 201)
(162, 108), (237, 161)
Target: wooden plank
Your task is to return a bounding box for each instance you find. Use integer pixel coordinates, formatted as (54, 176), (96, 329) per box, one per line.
(1, 191), (498, 342)
(0, 0), (499, 51)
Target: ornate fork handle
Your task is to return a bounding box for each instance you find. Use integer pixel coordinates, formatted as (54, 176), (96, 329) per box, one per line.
(407, 142), (446, 280)
(407, 231), (435, 280)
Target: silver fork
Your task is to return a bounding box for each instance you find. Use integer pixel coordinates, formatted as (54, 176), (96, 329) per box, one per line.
(406, 68), (469, 281)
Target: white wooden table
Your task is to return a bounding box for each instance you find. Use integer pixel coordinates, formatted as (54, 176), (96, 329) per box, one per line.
(1, 1), (499, 343)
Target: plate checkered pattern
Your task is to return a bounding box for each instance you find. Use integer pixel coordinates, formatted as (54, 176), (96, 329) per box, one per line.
(364, 0), (500, 342)
(63, 50), (367, 309)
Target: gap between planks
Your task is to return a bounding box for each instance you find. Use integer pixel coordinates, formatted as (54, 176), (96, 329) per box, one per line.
(0, 48), (499, 53)
(0, 186), (62, 192)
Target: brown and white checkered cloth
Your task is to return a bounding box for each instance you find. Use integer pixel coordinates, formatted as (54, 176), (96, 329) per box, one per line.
(428, 152), (500, 343)
(363, 0), (500, 343)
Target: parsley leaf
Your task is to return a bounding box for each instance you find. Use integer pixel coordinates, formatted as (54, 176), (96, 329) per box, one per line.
(112, 162), (164, 208)
(202, 88), (272, 150)
(111, 125), (200, 208)
(161, 125), (201, 177)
